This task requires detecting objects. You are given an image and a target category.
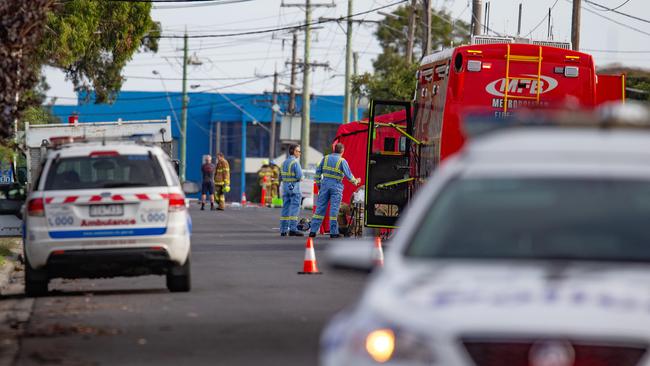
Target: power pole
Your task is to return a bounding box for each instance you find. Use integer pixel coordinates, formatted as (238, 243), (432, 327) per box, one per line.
(483, 2), (490, 34)
(343, 0), (353, 124)
(352, 52), (359, 122)
(288, 32), (298, 115)
(282, 0), (335, 167)
(180, 30), (189, 181)
(517, 3), (522, 36)
(422, 0), (431, 56)
(270, 69), (279, 159)
(302, 0), (313, 167)
(571, 0), (581, 51)
(547, 7), (552, 39)
(471, 0), (483, 37)
(405, 0), (417, 64)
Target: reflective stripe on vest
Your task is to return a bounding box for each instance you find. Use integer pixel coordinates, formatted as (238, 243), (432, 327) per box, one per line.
(321, 155), (344, 181)
(281, 159), (298, 182)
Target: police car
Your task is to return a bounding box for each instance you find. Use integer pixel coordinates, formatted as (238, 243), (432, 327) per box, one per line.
(23, 139), (195, 296)
(321, 107), (650, 366)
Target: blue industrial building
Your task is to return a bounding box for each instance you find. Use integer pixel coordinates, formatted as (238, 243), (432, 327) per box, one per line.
(52, 91), (360, 201)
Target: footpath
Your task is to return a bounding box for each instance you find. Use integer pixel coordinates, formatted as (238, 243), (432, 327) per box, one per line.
(0, 238), (33, 366)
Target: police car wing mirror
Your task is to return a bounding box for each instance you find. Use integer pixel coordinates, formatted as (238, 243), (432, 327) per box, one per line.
(325, 239), (376, 273)
(182, 181), (200, 195)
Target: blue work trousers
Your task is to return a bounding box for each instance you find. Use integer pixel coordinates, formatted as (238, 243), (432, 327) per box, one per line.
(310, 178), (343, 235)
(280, 182), (301, 233)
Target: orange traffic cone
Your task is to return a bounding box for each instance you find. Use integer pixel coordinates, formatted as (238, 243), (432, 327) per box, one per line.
(298, 237), (322, 275)
(241, 192), (247, 206)
(372, 236), (384, 267)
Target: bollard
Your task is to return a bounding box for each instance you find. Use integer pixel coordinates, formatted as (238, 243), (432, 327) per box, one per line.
(261, 175), (269, 207)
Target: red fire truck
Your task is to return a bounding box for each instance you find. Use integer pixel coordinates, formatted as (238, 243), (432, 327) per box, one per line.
(355, 36), (625, 229)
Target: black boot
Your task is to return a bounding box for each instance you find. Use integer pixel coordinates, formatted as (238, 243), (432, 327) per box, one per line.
(289, 231), (304, 237)
(200, 202), (205, 210)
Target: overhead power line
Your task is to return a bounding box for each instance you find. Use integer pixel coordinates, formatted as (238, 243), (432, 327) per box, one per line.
(48, 74), (283, 102)
(96, 0), (248, 2)
(149, 0), (408, 39)
(154, 0), (253, 9)
(567, 0), (650, 38)
(58, 95), (255, 117)
(584, 0), (650, 24)
(587, 0), (631, 11)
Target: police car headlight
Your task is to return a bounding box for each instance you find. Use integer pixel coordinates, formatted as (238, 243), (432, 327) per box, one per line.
(367, 328), (434, 365)
(355, 323), (435, 365)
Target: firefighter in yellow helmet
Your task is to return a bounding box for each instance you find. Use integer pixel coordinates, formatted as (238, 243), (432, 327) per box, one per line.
(213, 152), (230, 211)
(258, 159), (273, 206)
(270, 159), (281, 204)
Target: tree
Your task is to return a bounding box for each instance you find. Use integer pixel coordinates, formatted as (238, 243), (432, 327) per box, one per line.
(0, 0), (160, 140)
(0, 0), (55, 140)
(353, 4), (470, 102)
(39, 0), (160, 104)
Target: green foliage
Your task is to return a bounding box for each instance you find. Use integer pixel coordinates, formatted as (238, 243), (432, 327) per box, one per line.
(0, 144), (14, 164)
(22, 106), (60, 128)
(39, 0), (161, 103)
(353, 5), (470, 102)
(353, 58), (419, 102)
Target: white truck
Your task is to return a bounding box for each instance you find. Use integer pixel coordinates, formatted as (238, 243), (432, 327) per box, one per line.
(0, 118), (174, 238)
(24, 118), (173, 189)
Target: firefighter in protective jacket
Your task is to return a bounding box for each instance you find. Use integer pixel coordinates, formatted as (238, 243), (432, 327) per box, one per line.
(258, 159), (273, 206)
(213, 152), (230, 211)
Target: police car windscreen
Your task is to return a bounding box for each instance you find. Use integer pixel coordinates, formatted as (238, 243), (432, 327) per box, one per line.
(406, 178), (650, 262)
(43, 155), (167, 190)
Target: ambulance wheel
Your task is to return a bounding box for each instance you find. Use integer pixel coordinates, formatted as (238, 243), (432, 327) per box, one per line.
(167, 257), (191, 292)
(24, 257), (49, 297)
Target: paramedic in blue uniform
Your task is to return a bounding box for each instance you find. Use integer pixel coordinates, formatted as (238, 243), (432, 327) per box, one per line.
(309, 143), (360, 238)
(280, 144), (304, 237)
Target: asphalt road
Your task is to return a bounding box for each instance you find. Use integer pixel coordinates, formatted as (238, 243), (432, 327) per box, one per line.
(8, 205), (368, 366)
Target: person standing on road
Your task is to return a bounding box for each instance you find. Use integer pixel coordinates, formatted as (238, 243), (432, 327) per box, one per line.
(280, 144), (304, 237)
(270, 160), (281, 204)
(213, 152), (230, 211)
(200, 155), (216, 211)
(258, 159), (273, 206)
(309, 143), (359, 238)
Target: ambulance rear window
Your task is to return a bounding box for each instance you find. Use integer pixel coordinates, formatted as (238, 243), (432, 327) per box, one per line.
(43, 155), (167, 190)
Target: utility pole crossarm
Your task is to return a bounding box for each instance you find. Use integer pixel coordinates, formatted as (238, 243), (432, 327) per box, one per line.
(318, 17), (376, 24)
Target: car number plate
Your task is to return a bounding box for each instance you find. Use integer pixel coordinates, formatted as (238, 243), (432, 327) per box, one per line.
(89, 204), (124, 217)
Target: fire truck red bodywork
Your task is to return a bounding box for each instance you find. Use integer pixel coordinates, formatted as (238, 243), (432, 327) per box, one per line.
(414, 43), (599, 179)
(335, 42), (625, 211)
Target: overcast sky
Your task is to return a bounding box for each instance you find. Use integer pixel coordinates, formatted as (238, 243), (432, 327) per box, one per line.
(45, 0), (650, 105)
